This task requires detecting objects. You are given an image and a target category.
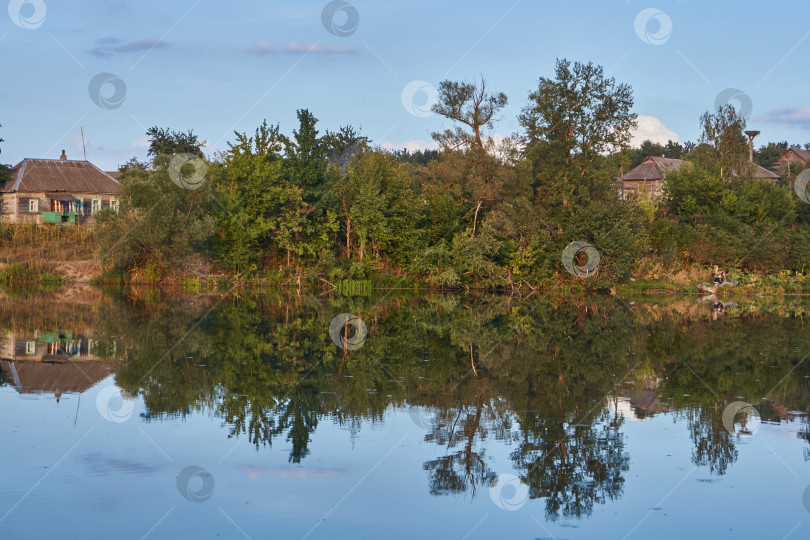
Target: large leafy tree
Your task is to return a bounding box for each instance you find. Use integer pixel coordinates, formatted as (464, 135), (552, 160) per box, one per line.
(431, 78), (508, 238)
(214, 120), (307, 272)
(329, 149), (417, 264)
(519, 59), (644, 284)
(696, 105), (749, 180)
(432, 78), (507, 153)
(282, 110), (342, 267)
(284, 109), (326, 197)
(520, 59), (637, 185)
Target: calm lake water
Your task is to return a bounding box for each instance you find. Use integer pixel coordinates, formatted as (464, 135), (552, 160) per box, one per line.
(1, 286), (809, 539)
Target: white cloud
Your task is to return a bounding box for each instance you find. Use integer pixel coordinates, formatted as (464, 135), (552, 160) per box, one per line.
(630, 115), (679, 147)
(131, 137), (149, 149)
(246, 40), (274, 55)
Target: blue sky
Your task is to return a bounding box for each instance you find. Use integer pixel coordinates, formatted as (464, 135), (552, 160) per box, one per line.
(2, 0), (809, 170)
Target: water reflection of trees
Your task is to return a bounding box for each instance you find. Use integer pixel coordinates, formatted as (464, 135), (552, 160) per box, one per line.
(5, 291), (810, 518)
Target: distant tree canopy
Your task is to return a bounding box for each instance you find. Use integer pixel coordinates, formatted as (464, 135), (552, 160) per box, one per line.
(87, 58), (810, 285)
(755, 141), (790, 170)
(322, 125), (368, 168)
(145, 126), (205, 160)
(623, 139), (696, 169)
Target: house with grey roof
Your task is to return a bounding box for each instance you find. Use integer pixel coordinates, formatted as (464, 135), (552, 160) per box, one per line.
(621, 155), (779, 198)
(0, 150), (120, 225)
(621, 156), (685, 198)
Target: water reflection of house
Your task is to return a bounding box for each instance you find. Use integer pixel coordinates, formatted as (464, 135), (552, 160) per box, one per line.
(0, 329), (113, 361)
(618, 376), (668, 419)
(0, 359), (110, 401)
(0, 329), (113, 402)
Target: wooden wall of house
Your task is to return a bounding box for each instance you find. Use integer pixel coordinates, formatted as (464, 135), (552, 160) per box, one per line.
(779, 151), (807, 165)
(0, 194), (14, 221)
(623, 180), (663, 197)
(2, 192), (119, 224)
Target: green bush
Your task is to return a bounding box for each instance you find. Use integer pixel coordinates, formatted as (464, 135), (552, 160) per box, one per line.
(0, 264), (63, 285)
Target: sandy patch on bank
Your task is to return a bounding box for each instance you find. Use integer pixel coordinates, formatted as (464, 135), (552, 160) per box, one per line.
(46, 260), (102, 283)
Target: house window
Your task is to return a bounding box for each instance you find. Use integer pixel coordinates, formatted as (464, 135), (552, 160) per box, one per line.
(28, 199), (38, 213)
(25, 341), (35, 355)
(91, 199), (101, 214)
(110, 199), (119, 212)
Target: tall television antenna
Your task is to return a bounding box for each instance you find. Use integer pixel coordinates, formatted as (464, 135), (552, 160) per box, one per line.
(80, 127), (87, 160)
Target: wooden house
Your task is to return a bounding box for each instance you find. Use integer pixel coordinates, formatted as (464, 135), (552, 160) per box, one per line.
(622, 155), (779, 198)
(0, 150), (120, 225)
(774, 146), (810, 174)
(621, 156), (685, 198)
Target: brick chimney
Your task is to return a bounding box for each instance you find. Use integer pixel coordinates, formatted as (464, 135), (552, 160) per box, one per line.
(59, 149), (67, 161)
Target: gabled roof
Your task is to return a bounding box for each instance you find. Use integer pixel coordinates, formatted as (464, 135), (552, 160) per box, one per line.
(0, 359), (110, 395)
(622, 155), (780, 182)
(1, 159), (120, 194)
(752, 164), (780, 180)
(778, 146), (810, 163)
(622, 156), (686, 182)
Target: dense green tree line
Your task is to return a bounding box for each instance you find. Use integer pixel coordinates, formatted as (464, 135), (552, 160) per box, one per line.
(92, 59), (652, 288)
(3, 58), (803, 286)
